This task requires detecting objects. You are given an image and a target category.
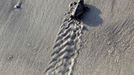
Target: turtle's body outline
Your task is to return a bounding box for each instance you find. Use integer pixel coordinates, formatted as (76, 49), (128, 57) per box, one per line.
(14, 0), (22, 9)
(69, 0), (85, 19)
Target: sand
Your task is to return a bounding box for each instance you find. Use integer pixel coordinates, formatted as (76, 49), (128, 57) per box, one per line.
(0, 0), (134, 75)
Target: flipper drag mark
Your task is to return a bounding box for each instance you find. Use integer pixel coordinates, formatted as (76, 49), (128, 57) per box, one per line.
(45, 0), (86, 75)
(45, 17), (84, 75)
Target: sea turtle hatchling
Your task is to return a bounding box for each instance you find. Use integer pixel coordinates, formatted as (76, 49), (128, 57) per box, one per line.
(14, 0), (22, 9)
(68, 0), (85, 19)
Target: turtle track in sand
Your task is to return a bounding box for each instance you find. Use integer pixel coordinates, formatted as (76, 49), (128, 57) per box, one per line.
(45, 17), (85, 75)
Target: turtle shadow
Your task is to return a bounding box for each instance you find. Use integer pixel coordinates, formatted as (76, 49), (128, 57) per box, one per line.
(81, 5), (103, 27)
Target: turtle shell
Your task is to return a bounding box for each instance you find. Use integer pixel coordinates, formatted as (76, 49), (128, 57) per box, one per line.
(70, 0), (85, 18)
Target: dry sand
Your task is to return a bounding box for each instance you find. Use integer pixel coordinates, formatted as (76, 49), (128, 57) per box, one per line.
(0, 0), (134, 75)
